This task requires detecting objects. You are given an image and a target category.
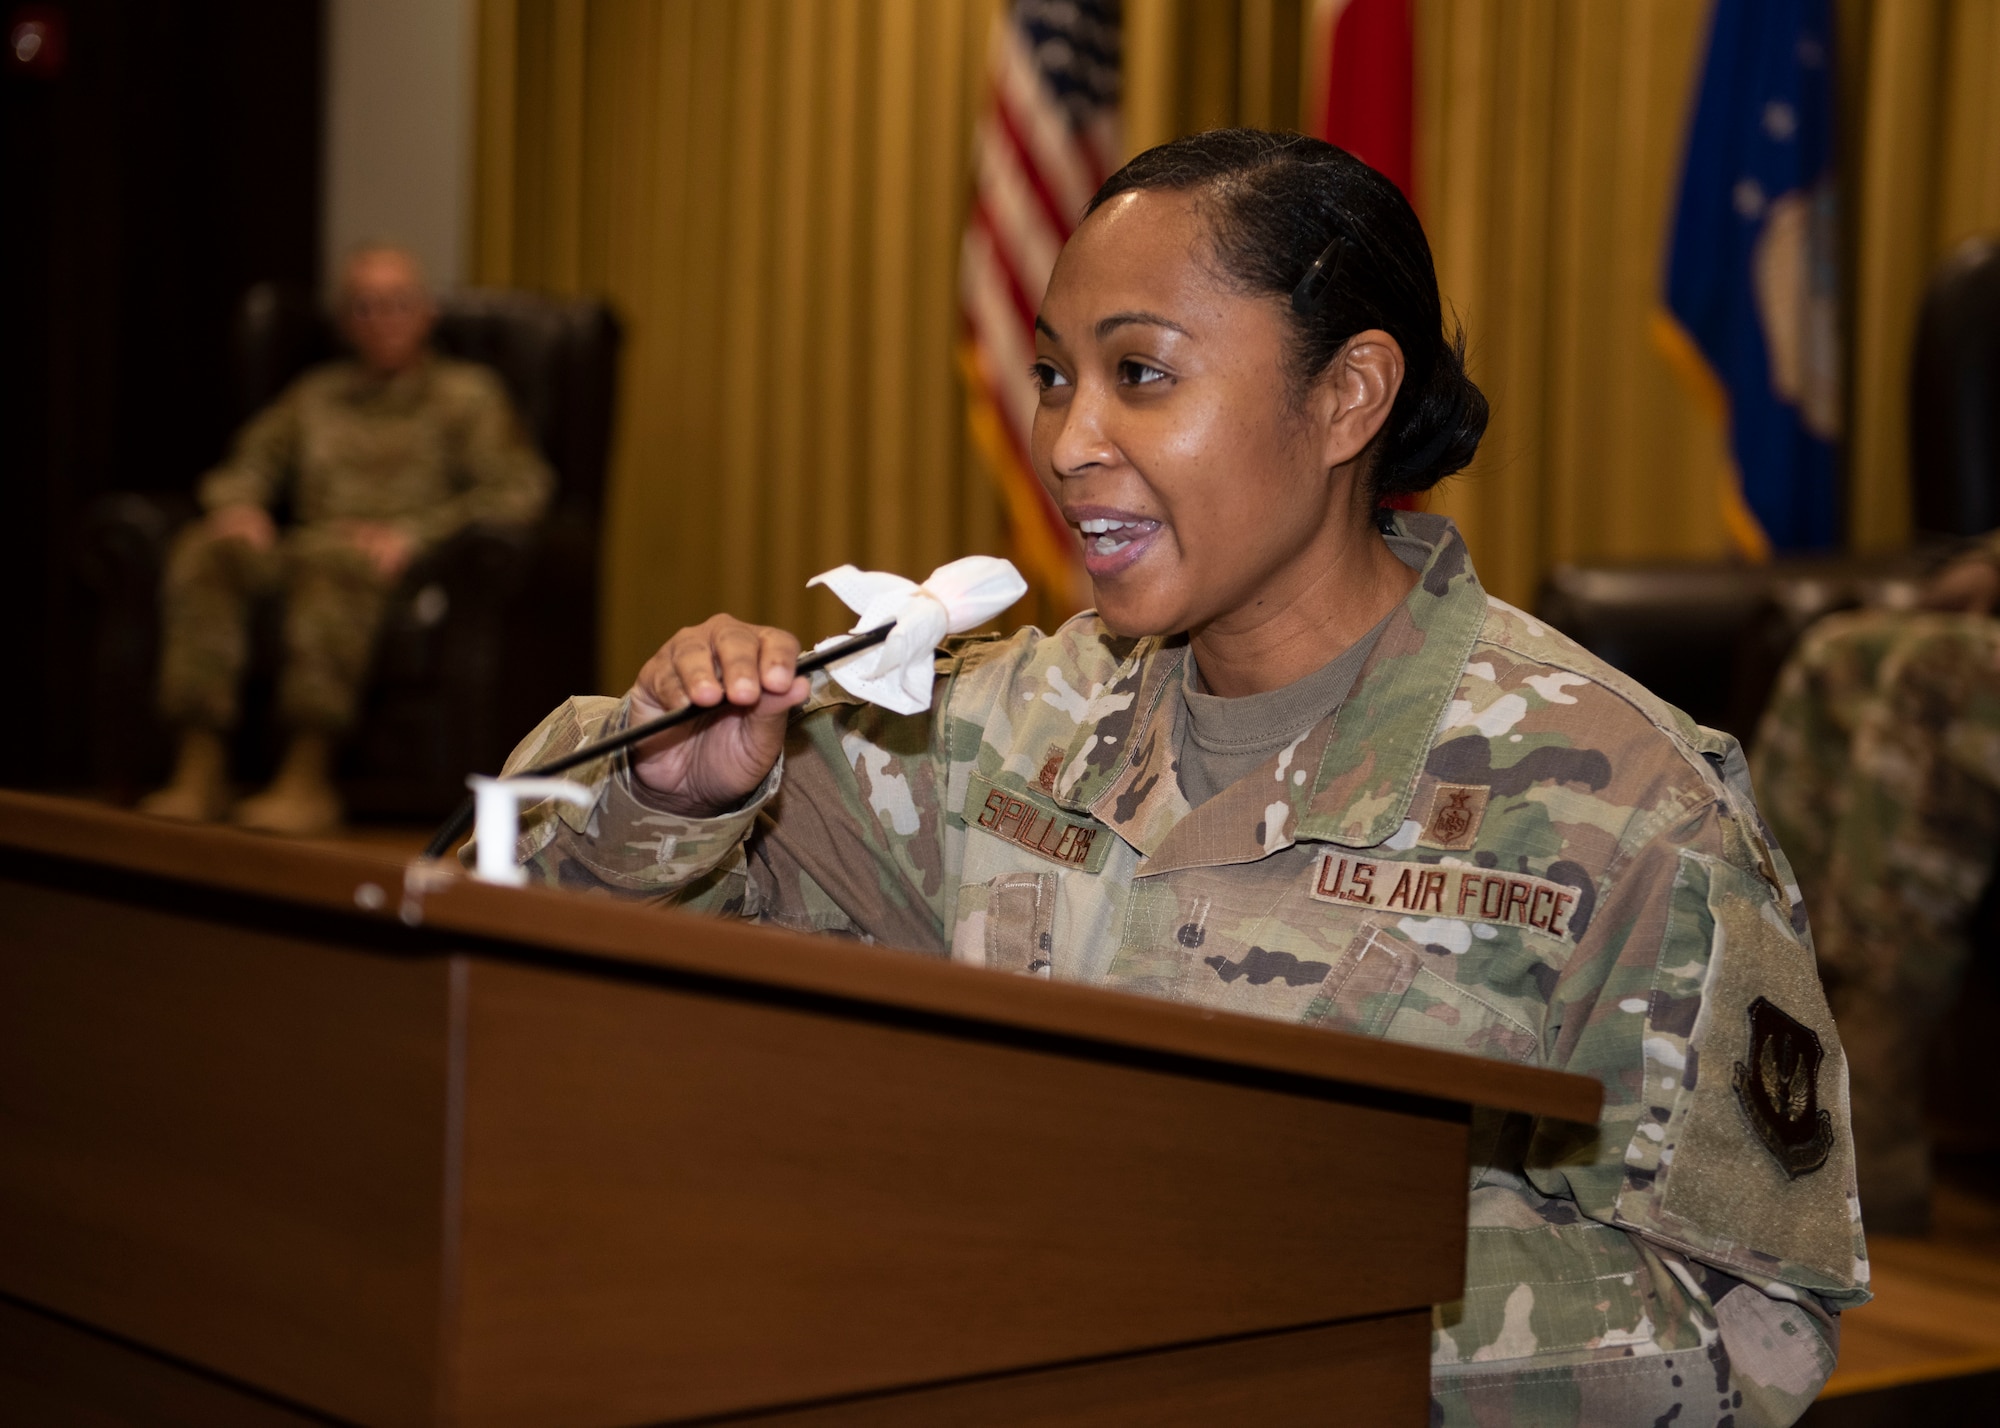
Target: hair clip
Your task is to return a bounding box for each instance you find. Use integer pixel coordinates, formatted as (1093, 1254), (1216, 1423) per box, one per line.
(1290, 234), (1347, 317)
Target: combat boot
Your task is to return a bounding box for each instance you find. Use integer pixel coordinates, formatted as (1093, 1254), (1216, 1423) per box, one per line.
(137, 728), (233, 823)
(234, 731), (343, 836)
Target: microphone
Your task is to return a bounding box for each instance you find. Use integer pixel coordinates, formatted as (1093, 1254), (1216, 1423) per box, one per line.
(422, 551), (1027, 866)
(419, 622), (894, 860)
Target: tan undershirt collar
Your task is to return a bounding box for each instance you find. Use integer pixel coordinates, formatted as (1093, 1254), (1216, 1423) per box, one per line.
(1173, 527), (1427, 809)
(1176, 608), (1392, 808)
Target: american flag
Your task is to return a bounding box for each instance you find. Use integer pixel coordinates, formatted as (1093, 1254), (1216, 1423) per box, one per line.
(960, 0), (1122, 614)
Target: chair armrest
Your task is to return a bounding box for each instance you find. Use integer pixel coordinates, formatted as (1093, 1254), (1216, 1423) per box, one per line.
(1536, 548), (1952, 745)
(78, 493), (199, 601)
(402, 523), (542, 615)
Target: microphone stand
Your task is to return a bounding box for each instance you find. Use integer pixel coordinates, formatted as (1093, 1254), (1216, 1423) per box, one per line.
(420, 623), (896, 860)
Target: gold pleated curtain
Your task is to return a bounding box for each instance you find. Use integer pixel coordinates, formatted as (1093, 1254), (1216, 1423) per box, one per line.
(1840, 0), (2000, 551)
(475, 0), (1007, 687)
(474, 0), (2000, 685)
(1410, 0), (2000, 596)
(1410, 1), (1736, 603)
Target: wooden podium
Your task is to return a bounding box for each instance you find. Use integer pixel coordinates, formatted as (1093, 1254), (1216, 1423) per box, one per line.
(0, 791), (1598, 1428)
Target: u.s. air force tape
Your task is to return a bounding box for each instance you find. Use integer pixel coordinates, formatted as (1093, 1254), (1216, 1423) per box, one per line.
(1309, 853), (1584, 942)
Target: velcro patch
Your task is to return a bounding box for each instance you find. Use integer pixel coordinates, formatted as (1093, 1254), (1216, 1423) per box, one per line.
(1308, 853), (1584, 942)
(965, 774), (1112, 873)
(1733, 996), (1832, 1179)
(1419, 783), (1489, 849)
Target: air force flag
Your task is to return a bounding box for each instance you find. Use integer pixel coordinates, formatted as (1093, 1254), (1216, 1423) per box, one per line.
(1660, 0), (1840, 557)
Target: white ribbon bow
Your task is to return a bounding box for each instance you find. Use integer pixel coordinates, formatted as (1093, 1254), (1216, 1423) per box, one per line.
(808, 555), (1028, 715)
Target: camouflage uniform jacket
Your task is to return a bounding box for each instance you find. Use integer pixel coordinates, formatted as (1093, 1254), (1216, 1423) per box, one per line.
(506, 513), (1868, 1426)
(197, 355), (552, 548)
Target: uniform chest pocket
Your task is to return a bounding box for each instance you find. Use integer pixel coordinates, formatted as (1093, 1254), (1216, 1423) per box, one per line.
(1155, 908), (1425, 1032)
(1377, 944), (1543, 1064)
(955, 871), (1057, 977)
(1309, 922), (1426, 1038)
(1261, 920), (1542, 1064)
(1316, 921), (1542, 1191)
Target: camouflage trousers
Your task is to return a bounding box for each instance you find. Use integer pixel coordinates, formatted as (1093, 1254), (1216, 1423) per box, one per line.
(157, 522), (396, 735)
(1753, 609), (2000, 1230)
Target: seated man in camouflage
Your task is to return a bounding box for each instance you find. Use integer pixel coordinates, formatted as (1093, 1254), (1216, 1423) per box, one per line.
(140, 245), (553, 835)
(1754, 537), (2000, 1233)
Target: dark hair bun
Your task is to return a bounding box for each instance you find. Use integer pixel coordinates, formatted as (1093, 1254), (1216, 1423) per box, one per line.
(1376, 327), (1487, 495)
(1089, 129), (1488, 498)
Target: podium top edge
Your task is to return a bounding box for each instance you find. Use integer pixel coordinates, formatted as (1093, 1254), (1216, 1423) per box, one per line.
(0, 790), (1603, 1125)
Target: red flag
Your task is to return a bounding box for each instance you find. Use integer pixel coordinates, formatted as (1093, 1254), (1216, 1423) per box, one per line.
(1315, 0), (1422, 509)
(1316, 0), (1415, 204)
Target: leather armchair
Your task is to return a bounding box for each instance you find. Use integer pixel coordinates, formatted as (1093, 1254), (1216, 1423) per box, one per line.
(1535, 236), (2000, 745)
(80, 284), (622, 818)
(1536, 552), (1934, 745)
(1535, 238), (2000, 1165)
(1911, 237), (2000, 539)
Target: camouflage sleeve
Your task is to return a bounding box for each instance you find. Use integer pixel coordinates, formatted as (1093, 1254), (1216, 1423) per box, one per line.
(1435, 743), (1867, 1428)
(196, 385), (301, 512)
(493, 674), (955, 953)
(482, 695), (780, 902)
(398, 368), (554, 547)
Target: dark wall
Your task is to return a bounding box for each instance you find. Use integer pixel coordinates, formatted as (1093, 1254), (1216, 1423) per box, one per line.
(0, 0), (323, 787)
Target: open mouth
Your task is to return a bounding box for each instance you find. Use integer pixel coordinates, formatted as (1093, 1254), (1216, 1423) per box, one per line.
(1076, 516), (1156, 557)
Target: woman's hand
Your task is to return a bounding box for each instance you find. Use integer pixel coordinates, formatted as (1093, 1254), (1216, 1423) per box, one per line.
(627, 616), (810, 817)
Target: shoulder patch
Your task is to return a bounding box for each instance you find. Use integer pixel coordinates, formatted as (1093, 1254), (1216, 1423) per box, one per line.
(1733, 996), (1833, 1179)
(1632, 853), (1860, 1294)
(964, 774), (1112, 872)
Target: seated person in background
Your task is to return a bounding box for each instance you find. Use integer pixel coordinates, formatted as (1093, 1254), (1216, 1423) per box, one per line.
(1754, 537), (2000, 1233)
(140, 244), (553, 835)
(497, 132), (1864, 1426)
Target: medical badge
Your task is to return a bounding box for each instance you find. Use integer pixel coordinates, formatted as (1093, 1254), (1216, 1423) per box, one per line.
(1419, 783), (1489, 849)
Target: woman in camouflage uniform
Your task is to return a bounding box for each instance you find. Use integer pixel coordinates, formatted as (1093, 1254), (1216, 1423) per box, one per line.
(504, 132), (1866, 1426)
